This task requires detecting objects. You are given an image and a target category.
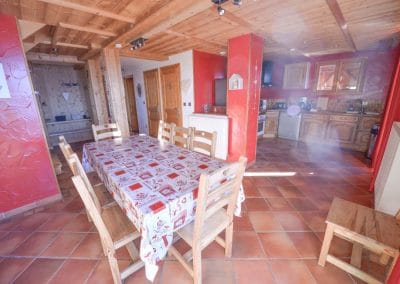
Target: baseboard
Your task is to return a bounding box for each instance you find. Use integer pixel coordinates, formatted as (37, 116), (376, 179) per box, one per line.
(0, 193), (63, 221)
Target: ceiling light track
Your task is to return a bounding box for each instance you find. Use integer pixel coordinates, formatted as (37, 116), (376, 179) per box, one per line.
(211, 0), (241, 16)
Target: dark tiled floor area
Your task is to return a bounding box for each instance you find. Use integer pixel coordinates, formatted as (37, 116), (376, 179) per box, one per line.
(0, 138), (384, 283)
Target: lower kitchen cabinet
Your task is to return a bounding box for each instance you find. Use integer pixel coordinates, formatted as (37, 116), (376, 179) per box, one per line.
(299, 113), (328, 142)
(264, 110), (279, 137)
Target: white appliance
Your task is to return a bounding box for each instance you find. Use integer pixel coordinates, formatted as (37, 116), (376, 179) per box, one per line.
(375, 122), (400, 215)
(189, 113), (229, 160)
(278, 111), (302, 140)
(257, 114), (266, 136)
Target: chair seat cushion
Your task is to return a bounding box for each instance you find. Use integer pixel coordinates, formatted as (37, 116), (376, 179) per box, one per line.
(177, 209), (230, 249)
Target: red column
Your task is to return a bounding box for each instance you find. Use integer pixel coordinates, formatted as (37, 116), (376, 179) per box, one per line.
(0, 14), (60, 214)
(226, 34), (263, 163)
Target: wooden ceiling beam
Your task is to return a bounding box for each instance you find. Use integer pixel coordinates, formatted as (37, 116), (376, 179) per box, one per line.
(36, 0), (136, 24)
(119, 49), (169, 61)
(325, 0), (357, 51)
(59, 22), (117, 37)
(51, 25), (61, 48)
(26, 52), (85, 64)
(18, 20), (45, 40)
(41, 40), (90, 49)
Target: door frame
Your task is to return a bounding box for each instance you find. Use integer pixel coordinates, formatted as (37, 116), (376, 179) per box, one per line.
(143, 68), (162, 137)
(123, 75), (139, 133)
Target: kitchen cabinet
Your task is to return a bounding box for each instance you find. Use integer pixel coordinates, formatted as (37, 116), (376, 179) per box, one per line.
(299, 113), (329, 142)
(264, 110), (279, 137)
(298, 112), (380, 152)
(325, 115), (358, 145)
(282, 62), (310, 89)
(315, 58), (365, 94)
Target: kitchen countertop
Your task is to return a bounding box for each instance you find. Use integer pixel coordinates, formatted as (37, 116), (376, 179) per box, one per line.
(266, 109), (381, 117)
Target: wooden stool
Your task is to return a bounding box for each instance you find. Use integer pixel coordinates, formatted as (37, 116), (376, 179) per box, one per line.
(318, 198), (400, 284)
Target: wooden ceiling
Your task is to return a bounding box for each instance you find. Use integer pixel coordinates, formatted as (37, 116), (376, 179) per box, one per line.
(1, 0), (400, 61)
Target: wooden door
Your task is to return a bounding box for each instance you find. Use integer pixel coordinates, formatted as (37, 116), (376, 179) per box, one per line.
(143, 69), (161, 137)
(160, 64), (182, 126)
(123, 77), (139, 133)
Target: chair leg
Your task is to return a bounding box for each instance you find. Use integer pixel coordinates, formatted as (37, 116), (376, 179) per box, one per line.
(351, 243), (363, 268)
(107, 252), (122, 284)
(318, 223), (334, 267)
(225, 223), (233, 257)
(193, 246), (202, 284)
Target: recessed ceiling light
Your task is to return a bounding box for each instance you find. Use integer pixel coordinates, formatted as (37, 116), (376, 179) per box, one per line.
(115, 43), (122, 48)
(219, 51), (226, 55)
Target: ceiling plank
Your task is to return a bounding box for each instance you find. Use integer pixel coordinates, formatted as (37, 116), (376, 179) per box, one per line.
(325, 0), (357, 51)
(36, 0), (136, 24)
(119, 49), (169, 61)
(165, 30), (226, 51)
(59, 22), (117, 37)
(27, 52), (85, 64)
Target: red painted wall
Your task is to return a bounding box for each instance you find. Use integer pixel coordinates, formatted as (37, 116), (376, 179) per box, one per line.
(0, 14), (60, 213)
(261, 49), (399, 102)
(226, 34), (263, 163)
(193, 50), (227, 112)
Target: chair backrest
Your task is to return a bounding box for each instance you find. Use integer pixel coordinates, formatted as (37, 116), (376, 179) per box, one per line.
(67, 153), (102, 211)
(92, 123), (122, 142)
(72, 175), (114, 248)
(157, 120), (175, 143)
(190, 129), (217, 158)
(173, 126), (193, 149)
(59, 136), (74, 164)
(193, 156), (247, 237)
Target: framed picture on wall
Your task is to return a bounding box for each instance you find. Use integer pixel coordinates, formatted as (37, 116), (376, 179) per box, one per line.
(0, 63), (11, 99)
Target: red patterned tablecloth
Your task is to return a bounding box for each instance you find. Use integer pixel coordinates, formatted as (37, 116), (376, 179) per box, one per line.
(82, 135), (237, 280)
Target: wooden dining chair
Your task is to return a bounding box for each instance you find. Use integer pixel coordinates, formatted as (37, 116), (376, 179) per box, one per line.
(173, 126), (193, 149)
(318, 197), (400, 284)
(72, 174), (144, 284)
(157, 120), (175, 143)
(58, 136), (102, 187)
(190, 129), (217, 158)
(92, 123), (122, 142)
(67, 153), (115, 210)
(168, 156), (247, 284)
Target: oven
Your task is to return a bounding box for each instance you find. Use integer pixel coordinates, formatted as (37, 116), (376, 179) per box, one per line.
(257, 114), (266, 136)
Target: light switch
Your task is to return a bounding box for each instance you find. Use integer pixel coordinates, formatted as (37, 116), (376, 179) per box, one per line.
(188, 102), (191, 106)
(183, 102), (187, 106)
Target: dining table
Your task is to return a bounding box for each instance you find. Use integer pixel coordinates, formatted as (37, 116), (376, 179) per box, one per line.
(82, 134), (245, 281)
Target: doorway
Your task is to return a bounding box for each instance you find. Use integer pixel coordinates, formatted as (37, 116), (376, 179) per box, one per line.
(123, 77), (139, 133)
(160, 64), (182, 127)
(143, 68), (161, 137)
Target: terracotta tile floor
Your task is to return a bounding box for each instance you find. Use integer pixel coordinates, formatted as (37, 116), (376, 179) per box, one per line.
(0, 137), (384, 283)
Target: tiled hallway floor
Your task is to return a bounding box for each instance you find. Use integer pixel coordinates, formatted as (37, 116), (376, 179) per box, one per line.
(0, 138), (383, 283)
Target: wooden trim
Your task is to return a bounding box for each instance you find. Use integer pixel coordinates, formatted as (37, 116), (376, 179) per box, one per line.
(36, 0), (136, 24)
(59, 22), (117, 37)
(325, 0), (357, 51)
(26, 52), (85, 64)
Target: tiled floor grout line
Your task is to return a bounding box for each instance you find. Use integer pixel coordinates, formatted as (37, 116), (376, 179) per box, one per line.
(83, 259), (101, 284)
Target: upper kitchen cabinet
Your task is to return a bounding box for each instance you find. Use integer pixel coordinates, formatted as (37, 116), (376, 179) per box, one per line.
(315, 61), (338, 92)
(336, 58), (366, 93)
(315, 58), (366, 94)
(282, 62), (310, 89)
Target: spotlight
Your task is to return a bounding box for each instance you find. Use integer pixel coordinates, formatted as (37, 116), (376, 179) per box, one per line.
(129, 37), (147, 50)
(217, 5), (225, 16)
(233, 0), (242, 5)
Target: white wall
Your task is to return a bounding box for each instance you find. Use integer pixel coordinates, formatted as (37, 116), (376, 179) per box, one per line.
(120, 50), (194, 134)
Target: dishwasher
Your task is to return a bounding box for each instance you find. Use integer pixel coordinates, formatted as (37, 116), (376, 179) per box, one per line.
(278, 111), (302, 140)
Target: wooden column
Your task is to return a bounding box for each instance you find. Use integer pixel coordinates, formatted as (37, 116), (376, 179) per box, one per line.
(226, 34), (263, 164)
(101, 48), (130, 137)
(86, 56), (109, 125)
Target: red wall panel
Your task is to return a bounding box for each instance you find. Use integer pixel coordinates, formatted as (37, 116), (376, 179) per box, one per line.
(0, 14), (60, 213)
(193, 50), (227, 112)
(226, 34), (263, 163)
